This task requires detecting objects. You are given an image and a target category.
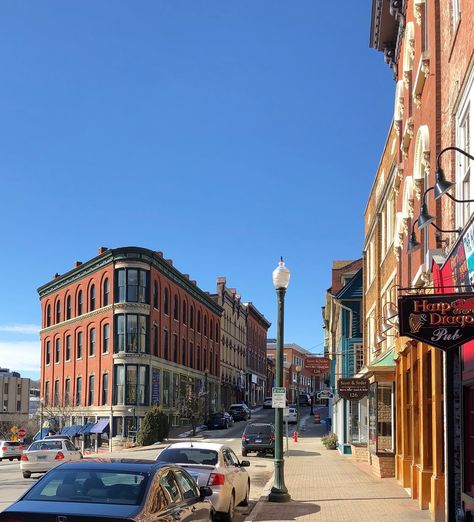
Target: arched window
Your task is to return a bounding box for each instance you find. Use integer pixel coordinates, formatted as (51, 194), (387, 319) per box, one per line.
(173, 334), (178, 362)
(210, 319), (213, 340)
(76, 377), (82, 406)
(56, 301), (61, 324)
(173, 295), (179, 320)
(189, 342), (194, 369)
(197, 345), (201, 370)
(89, 328), (96, 356)
(78, 291), (83, 316)
(46, 304), (51, 327)
(182, 338), (186, 365)
(204, 316), (207, 337)
(182, 301), (187, 324)
(190, 306), (194, 329)
(164, 288), (169, 315)
(197, 311), (201, 333)
(77, 332), (83, 359)
(45, 340), (51, 365)
(66, 296), (72, 320)
(164, 330), (169, 359)
(90, 285), (96, 311)
(153, 281), (159, 309)
(55, 339), (60, 363)
(103, 279), (110, 306)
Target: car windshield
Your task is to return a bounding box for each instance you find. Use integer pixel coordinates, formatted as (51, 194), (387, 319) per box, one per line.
(23, 468), (148, 505)
(28, 441), (63, 451)
(246, 424), (272, 435)
(157, 448), (218, 466)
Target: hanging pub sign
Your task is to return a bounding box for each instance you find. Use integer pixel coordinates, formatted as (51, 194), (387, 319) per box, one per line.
(398, 293), (474, 351)
(305, 357), (331, 374)
(337, 378), (370, 400)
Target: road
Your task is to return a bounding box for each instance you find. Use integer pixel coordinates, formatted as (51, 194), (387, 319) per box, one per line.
(0, 407), (283, 521)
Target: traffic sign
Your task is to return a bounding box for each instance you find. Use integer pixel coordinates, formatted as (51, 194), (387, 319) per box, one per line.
(10, 425), (18, 434)
(18, 428), (26, 438)
(317, 390), (334, 399)
(272, 387), (286, 408)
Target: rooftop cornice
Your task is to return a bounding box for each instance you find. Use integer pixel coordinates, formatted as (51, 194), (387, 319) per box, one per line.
(38, 247), (223, 316)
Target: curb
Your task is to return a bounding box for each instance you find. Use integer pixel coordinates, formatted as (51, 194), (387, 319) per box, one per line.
(244, 472), (275, 522)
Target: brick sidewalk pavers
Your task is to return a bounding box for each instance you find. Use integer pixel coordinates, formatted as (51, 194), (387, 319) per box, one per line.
(246, 420), (431, 522)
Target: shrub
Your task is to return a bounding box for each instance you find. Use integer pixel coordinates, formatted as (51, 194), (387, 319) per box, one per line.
(137, 406), (169, 446)
(321, 432), (338, 450)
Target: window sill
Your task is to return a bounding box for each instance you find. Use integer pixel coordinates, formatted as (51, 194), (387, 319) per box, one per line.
(102, 351), (109, 356)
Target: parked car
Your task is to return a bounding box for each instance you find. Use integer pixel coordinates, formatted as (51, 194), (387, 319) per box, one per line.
(241, 423), (275, 457)
(228, 403), (251, 421)
(1, 459), (214, 521)
(157, 441), (250, 521)
(0, 440), (23, 461)
(283, 406), (297, 424)
(262, 397), (273, 409)
(205, 411), (234, 430)
(43, 434), (72, 441)
(298, 394), (311, 406)
(20, 438), (83, 478)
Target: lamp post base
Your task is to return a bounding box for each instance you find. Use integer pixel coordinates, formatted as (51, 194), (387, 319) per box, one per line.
(268, 487), (291, 503)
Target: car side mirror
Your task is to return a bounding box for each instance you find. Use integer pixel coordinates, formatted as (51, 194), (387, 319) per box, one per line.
(199, 486), (213, 499)
(240, 460), (250, 467)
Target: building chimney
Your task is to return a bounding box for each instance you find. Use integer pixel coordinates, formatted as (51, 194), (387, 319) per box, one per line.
(191, 280), (197, 286)
(184, 274), (190, 280)
(216, 276), (226, 286)
(74, 261), (82, 268)
(166, 259), (173, 266)
(155, 251), (163, 258)
(53, 273), (60, 279)
(98, 246), (108, 255)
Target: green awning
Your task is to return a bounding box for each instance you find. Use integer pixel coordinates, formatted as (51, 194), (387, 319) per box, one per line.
(371, 348), (395, 367)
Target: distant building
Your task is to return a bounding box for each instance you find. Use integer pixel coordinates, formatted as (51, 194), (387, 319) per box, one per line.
(0, 368), (31, 425)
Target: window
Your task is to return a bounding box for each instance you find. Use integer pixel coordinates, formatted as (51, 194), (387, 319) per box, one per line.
(88, 374), (95, 406)
(103, 323), (110, 353)
(115, 314), (148, 354)
(210, 319), (213, 340)
(114, 365), (125, 405)
(164, 288), (169, 315)
(164, 330), (169, 359)
(46, 304), (51, 327)
(45, 381), (50, 405)
(163, 371), (170, 407)
(190, 306), (194, 329)
(153, 281), (159, 309)
(77, 291), (83, 316)
(366, 237), (375, 288)
(56, 301), (61, 323)
(464, 384), (474, 496)
(76, 377), (82, 406)
(90, 284), (96, 311)
(138, 366), (147, 405)
(65, 335), (71, 361)
(116, 268), (149, 304)
(102, 373), (109, 405)
(456, 76), (473, 229)
(421, 1), (428, 52)
(174, 470), (198, 500)
(173, 334), (178, 363)
(452, 0), (460, 27)
(77, 331), (83, 359)
(160, 471), (181, 504)
(54, 380), (59, 406)
(197, 311), (201, 333)
(189, 342), (194, 369)
(55, 339), (60, 364)
(103, 278), (110, 306)
(197, 345), (201, 370)
(65, 378), (71, 404)
(66, 296), (72, 320)
(153, 324), (158, 356)
(45, 340), (51, 365)
(89, 328), (96, 356)
(215, 323), (219, 341)
(126, 366), (137, 404)
(354, 344), (363, 374)
(182, 338), (186, 366)
(173, 295), (178, 320)
(204, 316), (207, 337)
(182, 301), (187, 324)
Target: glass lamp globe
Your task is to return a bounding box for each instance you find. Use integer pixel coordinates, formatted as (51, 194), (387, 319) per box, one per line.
(272, 257), (291, 289)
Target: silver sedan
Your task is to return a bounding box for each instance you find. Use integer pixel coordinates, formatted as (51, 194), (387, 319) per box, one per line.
(156, 441), (250, 522)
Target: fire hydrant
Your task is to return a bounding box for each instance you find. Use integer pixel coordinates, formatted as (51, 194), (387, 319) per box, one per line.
(292, 431), (298, 442)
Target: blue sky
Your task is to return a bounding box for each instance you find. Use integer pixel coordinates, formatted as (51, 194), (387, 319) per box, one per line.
(0, 2), (394, 380)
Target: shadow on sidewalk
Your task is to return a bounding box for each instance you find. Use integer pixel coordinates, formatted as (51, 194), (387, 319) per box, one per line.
(286, 449), (321, 457)
(254, 501), (320, 521)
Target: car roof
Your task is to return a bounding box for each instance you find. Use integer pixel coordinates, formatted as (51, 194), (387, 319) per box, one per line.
(245, 422), (274, 428)
(53, 458), (168, 473)
(163, 442), (224, 451)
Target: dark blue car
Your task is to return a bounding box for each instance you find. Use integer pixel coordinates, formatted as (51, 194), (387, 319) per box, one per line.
(0, 459), (214, 521)
(205, 412), (234, 429)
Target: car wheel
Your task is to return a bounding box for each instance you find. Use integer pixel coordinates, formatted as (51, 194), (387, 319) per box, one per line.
(242, 449), (247, 457)
(9, 458), (13, 461)
(17, 457), (21, 461)
(240, 481), (250, 506)
(22, 471), (31, 479)
(222, 491), (235, 522)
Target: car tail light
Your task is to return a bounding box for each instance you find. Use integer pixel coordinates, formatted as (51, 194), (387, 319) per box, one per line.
(20, 454), (28, 461)
(1, 446), (8, 451)
(208, 473), (225, 486)
(54, 451), (65, 460)
(242, 434), (248, 441)
(18, 446), (23, 451)
(269, 434), (275, 441)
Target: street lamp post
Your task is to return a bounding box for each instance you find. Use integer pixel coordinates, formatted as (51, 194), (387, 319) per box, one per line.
(295, 365), (302, 433)
(269, 257), (291, 503)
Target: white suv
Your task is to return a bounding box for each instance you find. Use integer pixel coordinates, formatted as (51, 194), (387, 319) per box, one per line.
(0, 440), (23, 461)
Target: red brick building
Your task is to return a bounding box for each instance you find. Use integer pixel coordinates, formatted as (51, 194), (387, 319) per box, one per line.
(39, 246), (222, 449)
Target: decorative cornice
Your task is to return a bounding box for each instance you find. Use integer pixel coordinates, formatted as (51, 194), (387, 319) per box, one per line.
(113, 303), (150, 315)
(40, 305), (114, 335)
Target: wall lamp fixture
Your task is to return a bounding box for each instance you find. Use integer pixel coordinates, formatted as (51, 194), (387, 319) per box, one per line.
(408, 218), (460, 254)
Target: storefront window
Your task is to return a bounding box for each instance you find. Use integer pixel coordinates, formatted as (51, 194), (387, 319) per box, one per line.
(349, 399), (368, 444)
(163, 371), (170, 407)
(368, 383), (378, 454)
(377, 384), (394, 453)
(464, 384), (474, 497)
(172, 373), (179, 408)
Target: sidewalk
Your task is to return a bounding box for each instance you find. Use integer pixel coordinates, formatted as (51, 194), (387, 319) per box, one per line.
(246, 419), (431, 522)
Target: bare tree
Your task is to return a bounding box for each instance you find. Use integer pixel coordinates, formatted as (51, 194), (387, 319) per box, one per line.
(177, 378), (206, 436)
(41, 396), (79, 433)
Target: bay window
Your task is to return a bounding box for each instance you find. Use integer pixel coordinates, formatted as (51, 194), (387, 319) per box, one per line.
(115, 314), (148, 354)
(115, 268), (149, 304)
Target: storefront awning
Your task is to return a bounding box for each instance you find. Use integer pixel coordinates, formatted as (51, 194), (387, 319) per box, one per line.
(77, 422), (95, 436)
(368, 348), (396, 371)
(33, 428), (50, 441)
(89, 419), (109, 434)
(61, 425), (83, 437)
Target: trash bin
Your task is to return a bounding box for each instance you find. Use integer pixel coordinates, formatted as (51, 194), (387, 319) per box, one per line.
(325, 417), (332, 433)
